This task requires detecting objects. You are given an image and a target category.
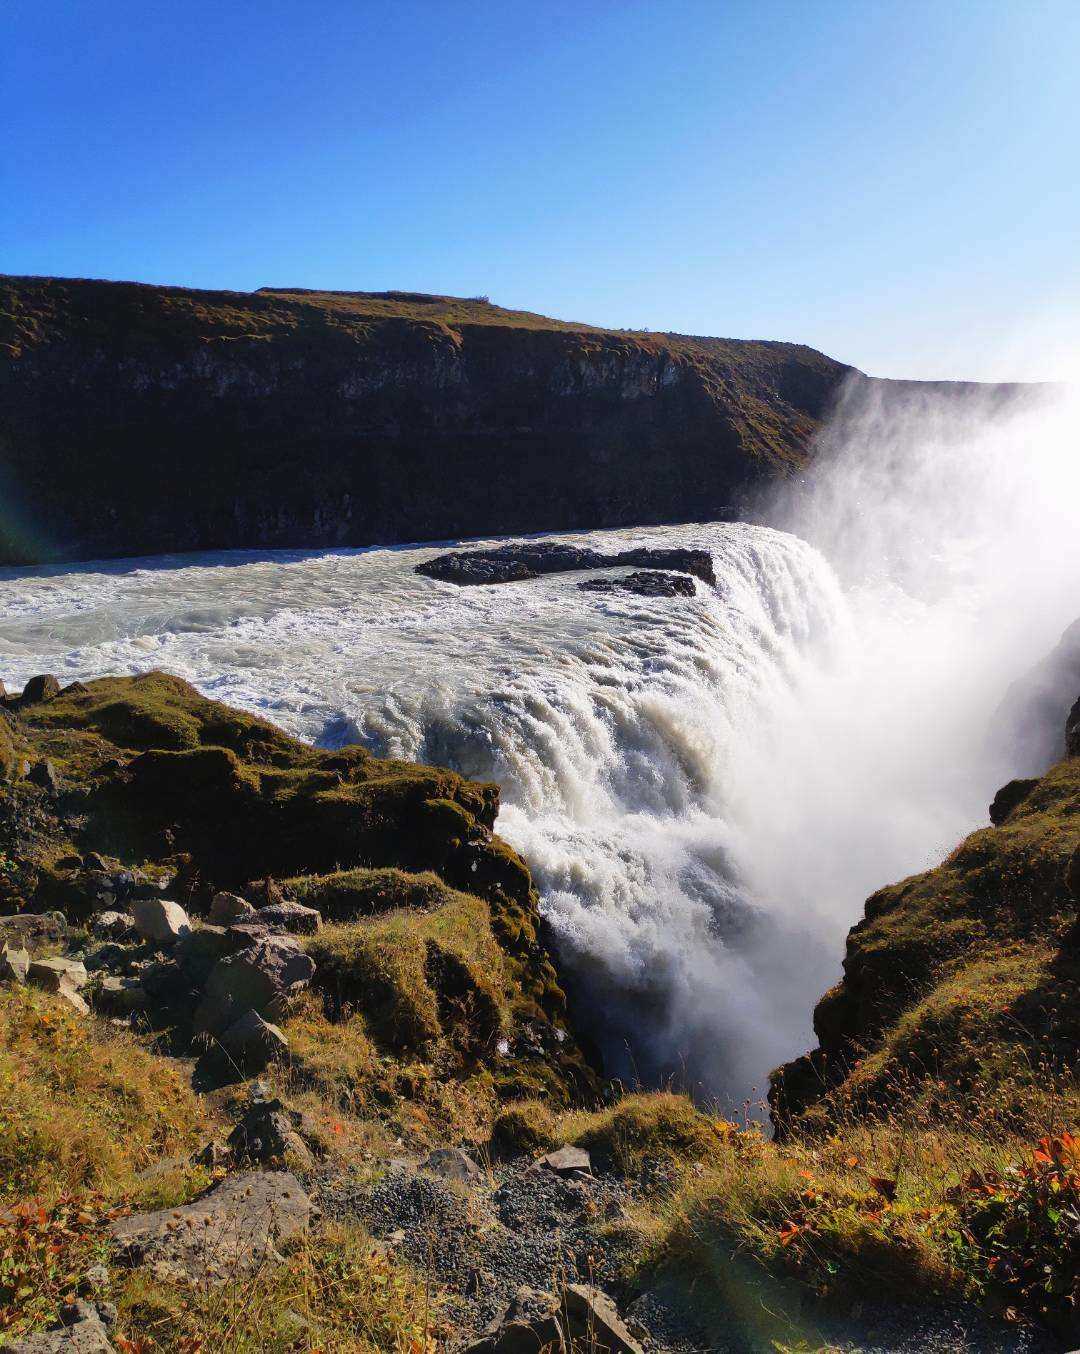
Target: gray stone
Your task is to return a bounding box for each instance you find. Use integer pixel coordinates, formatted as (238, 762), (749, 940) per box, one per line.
(257, 900), (322, 934)
(90, 911), (137, 942)
(6, 1299), (115, 1352)
(21, 674), (61, 704)
(466, 1283), (643, 1354)
(108, 1170), (315, 1282)
(131, 898), (191, 945)
(208, 891), (256, 924)
(227, 1085), (313, 1167)
(538, 1145), (592, 1175)
(217, 1009), (290, 1074)
(27, 759), (62, 795)
(0, 944), (30, 983)
(422, 1146), (483, 1184)
(196, 934), (315, 1034)
(91, 975), (148, 1014)
(29, 956), (88, 992)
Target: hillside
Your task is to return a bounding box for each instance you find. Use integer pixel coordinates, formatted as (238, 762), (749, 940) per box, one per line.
(0, 274), (851, 565)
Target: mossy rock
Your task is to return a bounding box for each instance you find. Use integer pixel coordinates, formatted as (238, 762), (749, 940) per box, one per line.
(284, 866), (454, 922)
(564, 1092), (729, 1176)
(490, 1099), (557, 1157)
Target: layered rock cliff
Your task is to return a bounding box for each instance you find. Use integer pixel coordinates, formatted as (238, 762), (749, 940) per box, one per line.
(0, 275), (852, 564)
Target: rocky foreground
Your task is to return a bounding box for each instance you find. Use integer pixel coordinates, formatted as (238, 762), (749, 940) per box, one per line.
(0, 671), (1077, 1351)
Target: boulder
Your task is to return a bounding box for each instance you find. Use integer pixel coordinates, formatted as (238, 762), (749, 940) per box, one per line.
(208, 891), (257, 924)
(466, 1283), (644, 1354)
(227, 1083), (312, 1166)
(0, 912), (67, 957)
(27, 759), (62, 795)
(20, 674), (61, 704)
(91, 975), (148, 1015)
(90, 911), (137, 942)
(174, 924), (235, 984)
(0, 944), (30, 983)
(217, 1009), (290, 1074)
(196, 934), (315, 1034)
(1068, 694), (1080, 757)
(422, 1146), (483, 1184)
(989, 777), (1040, 825)
(108, 1170), (315, 1282)
(537, 1145), (592, 1176)
(29, 956), (89, 992)
(6, 1299), (116, 1352)
(257, 900), (322, 935)
(131, 898), (191, 945)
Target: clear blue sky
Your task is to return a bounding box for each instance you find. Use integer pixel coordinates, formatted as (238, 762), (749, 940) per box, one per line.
(4, 0), (1079, 380)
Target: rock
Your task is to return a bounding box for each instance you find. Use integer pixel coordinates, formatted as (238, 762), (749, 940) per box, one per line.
(174, 924), (235, 984)
(196, 934), (315, 1034)
(208, 890), (257, 924)
(579, 569), (696, 598)
(90, 911), (137, 942)
(91, 975), (148, 1014)
(217, 1009), (290, 1074)
(257, 900), (322, 934)
(227, 1084), (313, 1166)
(989, 777), (1040, 825)
(466, 1283), (643, 1354)
(131, 898), (191, 945)
(6, 1299), (116, 1352)
(27, 759), (62, 795)
(29, 956), (89, 991)
(77, 1265), (111, 1295)
(537, 1145), (592, 1176)
(421, 1146), (483, 1184)
(140, 959), (198, 1009)
(82, 852), (110, 873)
(1068, 694), (1080, 757)
(562, 1284), (644, 1353)
(0, 944), (30, 983)
(1068, 845), (1080, 900)
(108, 1170), (315, 1282)
(20, 674), (61, 704)
(0, 911), (68, 956)
(418, 543), (715, 588)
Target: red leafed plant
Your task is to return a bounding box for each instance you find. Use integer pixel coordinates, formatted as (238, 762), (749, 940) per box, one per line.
(0, 1193), (115, 1336)
(953, 1131), (1080, 1340)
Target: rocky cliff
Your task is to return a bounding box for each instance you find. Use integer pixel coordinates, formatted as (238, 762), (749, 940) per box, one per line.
(0, 275), (852, 564)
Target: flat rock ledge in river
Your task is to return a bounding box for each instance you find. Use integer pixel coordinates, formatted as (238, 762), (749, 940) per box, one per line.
(416, 542), (716, 587)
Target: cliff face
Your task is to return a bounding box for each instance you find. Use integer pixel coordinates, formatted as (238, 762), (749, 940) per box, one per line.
(0, 275), (852, 564)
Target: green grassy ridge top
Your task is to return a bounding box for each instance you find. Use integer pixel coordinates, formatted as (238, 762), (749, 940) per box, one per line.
(2, 272), (840, 364)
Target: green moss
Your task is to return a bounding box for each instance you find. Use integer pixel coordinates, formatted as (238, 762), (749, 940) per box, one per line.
(561, 1092), (729, 1176)
(306, 894), (508, 1057)
(490, 1099), (557, 1157)
(284, 866), (454, 921)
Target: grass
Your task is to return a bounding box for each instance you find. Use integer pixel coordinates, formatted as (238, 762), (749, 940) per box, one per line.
(560, 1092), (734, 1177)
(113, 1223), (446, 1353)
(0, 985), (217, 1338)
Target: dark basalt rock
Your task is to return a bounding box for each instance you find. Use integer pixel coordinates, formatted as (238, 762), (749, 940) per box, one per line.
(417, 542), (715, 588)
(578, 570), (696, 598)
(989, 777), (1040, 825)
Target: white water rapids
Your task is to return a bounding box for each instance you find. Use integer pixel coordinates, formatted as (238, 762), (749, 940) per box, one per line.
(1, 377), (1077, 1108)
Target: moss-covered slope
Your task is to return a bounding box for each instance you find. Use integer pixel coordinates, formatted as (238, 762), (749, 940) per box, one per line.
(0, 671), (594, 1104)
(771, 735), (1080, 1135)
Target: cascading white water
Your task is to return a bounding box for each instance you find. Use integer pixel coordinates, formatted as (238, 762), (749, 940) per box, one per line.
(0, 377), (1076, 1108)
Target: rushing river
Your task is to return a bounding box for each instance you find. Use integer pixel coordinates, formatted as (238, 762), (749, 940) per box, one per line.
(1, 380), (1077, 1108)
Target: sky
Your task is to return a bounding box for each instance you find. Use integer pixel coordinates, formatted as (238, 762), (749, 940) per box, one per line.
(3, 0), (1079, 381)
